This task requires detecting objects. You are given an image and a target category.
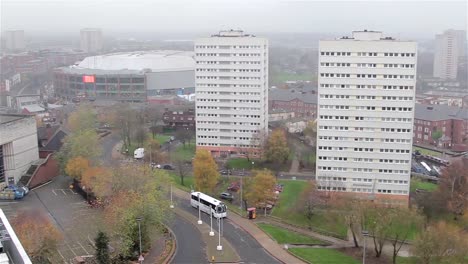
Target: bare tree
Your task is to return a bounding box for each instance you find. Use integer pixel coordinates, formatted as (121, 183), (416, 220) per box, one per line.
(175, 128), (193, 148)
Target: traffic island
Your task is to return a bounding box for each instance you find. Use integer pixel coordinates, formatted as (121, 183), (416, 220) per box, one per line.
(175, 208), (240, 263)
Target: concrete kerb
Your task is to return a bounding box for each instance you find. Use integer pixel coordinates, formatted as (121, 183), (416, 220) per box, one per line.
(29, 180), (54, 191)
(162, 225), (177, 264)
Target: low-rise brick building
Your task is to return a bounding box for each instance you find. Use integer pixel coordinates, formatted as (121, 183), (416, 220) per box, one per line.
(414, 104), (468, 151)
(269, 89), (317, 118)
(162, 109), (195, 130)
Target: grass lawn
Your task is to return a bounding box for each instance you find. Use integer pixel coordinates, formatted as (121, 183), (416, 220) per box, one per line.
(413, 146), (442, 157)
(272, 180), (348, 238)
(288, 248), (359, 264)
(168, 172), (194, 192)
(258, 223), (328, 245)
(226, 158), (258, 169)
(410, 178), (438, 192)
(174, 142), (196, 161)
(272, 72), (316, 85)
(154, 134), (171, 145)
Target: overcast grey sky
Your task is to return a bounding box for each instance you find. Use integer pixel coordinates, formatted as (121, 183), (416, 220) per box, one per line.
(1, 0), (467, 38)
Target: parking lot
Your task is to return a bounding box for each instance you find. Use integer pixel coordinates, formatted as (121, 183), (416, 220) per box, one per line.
(0, 175), (102, 263)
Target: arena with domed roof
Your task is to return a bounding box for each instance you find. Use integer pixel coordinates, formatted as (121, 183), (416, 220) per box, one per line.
(53, 50), (195, 102)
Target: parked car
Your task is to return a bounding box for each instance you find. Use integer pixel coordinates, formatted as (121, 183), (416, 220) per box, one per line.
(162, 164), (175, 170)
(150, 162), (161, 169)
(220, 169), (231, 175)
(219, 192), (233, 201)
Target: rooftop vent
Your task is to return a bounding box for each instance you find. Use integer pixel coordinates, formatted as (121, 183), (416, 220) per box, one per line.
(427, 106), (434, 110)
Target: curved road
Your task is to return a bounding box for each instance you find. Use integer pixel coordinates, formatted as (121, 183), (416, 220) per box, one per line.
(102, 136), (279, 263)
(170, 216), (206, 264)
(175, 196), (280, 264)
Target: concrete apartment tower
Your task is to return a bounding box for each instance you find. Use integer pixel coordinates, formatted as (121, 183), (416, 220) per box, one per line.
(5, 30), (25, 51)
(80, 28), (103, 53)
(194, 30), (269, 157)
(433, 29), (466, 80)
(316, 30), (417, 204)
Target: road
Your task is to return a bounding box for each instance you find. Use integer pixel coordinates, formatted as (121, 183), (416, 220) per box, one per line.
(170, 216), (206, 264)
(100, 137), (281, 263)
(100, 132), (121, 164)
(174, 196), (280, 264)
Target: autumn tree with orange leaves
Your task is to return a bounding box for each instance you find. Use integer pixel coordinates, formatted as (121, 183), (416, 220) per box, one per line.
(244, 169), (277, 208)
(101, 164), (172, 258)
(193, 150), (219, 193)
(65, 156), (90, 181)
(11, 210), (63, 263)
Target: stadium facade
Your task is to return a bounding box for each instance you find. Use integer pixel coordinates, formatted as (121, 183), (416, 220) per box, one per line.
(53, 50), (195, 102)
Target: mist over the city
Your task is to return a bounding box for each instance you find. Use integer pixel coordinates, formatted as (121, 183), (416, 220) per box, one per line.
(2, 0), (467, 38)
(0, 1), (467, 264)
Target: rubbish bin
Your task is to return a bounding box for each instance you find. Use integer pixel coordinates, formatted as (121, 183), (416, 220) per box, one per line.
(247, 207), (256, 219)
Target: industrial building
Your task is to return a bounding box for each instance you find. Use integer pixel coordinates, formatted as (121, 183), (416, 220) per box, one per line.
(316, 30), (417, 204)
(53, 50), (195, 103)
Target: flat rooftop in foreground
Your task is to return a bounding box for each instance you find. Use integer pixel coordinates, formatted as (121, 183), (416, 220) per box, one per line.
(0, 114), (29, 125)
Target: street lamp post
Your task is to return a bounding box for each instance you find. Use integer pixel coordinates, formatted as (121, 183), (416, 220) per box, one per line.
(136, 217), (143, 263)
(362, 230), (369, 264)
(239, 176), (243, 212)
(216, 217), (222, 251)
(209, 211), (214, 236)
(170, 185), (174, 209)
(197, 193), (202, 225)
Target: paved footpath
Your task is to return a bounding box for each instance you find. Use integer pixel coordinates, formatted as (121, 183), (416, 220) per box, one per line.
(172, 188), (306, 264)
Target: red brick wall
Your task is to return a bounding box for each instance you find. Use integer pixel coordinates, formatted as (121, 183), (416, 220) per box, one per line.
(29, 153), (60, 188)
(270, 99), (317, 117)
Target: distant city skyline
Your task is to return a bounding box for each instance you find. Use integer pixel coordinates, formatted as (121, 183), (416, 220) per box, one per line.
(1, 0), (467, 39)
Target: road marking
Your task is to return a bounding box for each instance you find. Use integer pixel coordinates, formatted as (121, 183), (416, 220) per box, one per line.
(77, 241), (89, 255)
(70, 189), (78, 194)
(61, 189), (67, 195)
(57, 249), (66, 262)
(66, 243), (77, 257)
(52, 189), (57, 196)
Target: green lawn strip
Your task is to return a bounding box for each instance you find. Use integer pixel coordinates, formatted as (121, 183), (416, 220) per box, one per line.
(272, 72), (316, 84)
(413, 146), (443, 157)
(272, 180), (348, 238)
(174, 142), (196, 161)
(272, 180), (307, 218)
(168, 172), (194, 192)
(288, 248), (360, 264)
(226, 158), (258, 169)
(410, 178), (438, 192)
(396, 256), (419, 264)
(155, 134), (171, 145)
(257, 223), (328, 245)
